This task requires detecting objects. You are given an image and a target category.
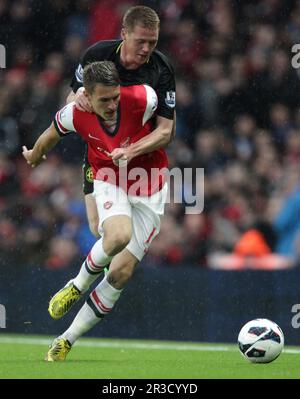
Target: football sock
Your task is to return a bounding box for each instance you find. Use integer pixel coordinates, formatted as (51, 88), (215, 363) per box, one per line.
(73, 238), (112, 293)
(86, 275), (123, 318)
(61, 276), (123, 345)
(61, 302), (100, 345)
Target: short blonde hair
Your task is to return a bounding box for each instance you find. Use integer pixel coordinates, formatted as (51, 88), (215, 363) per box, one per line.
(123, 6), (160, 32)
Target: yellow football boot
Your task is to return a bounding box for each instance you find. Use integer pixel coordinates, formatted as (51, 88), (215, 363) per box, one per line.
(45, 338), (72, 361)
(48, 281), (81, 319)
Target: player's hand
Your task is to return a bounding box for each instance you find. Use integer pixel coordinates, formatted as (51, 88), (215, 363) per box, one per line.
(74, 87), (93, 113)
(110, 148), (130, 167)
(22, 145), (46, 168)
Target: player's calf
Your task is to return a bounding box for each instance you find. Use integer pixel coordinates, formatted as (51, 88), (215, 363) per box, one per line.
(106, 248), (139, 289)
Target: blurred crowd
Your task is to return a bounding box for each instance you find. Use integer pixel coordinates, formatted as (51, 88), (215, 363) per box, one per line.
(2, 0), (300, 270)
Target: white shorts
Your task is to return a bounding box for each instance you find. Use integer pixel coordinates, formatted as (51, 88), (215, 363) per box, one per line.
(93, 180), (168, 261)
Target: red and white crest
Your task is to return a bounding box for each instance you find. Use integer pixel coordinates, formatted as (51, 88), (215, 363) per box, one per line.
(103, 201), (113, 210)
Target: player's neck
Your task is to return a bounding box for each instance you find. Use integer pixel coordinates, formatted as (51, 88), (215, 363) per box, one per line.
(102, 118), (117, 132)
(103, 118), (117, 126)
(120, 44), (140, 70)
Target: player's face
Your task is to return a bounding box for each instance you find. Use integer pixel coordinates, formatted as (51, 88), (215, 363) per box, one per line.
(87, 84), (120, 120)
(121, 24), (158, 66)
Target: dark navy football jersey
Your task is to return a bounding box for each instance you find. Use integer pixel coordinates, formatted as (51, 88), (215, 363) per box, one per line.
(71, 40), (176, 120)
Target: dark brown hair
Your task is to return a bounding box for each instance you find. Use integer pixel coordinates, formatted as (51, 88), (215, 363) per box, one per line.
(83, 61), (120, 93)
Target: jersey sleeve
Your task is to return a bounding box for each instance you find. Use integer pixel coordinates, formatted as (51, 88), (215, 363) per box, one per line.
(142, 85), (158, 125)
(70, 57), (87, 93)
(156, 59), (176, 120)
(70, 41), (119, 93)
(54, 102), (76, 136)
(70, 45), (97, 93)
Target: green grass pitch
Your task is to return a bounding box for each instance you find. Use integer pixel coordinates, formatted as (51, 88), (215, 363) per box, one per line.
(0, 334), (299, 379)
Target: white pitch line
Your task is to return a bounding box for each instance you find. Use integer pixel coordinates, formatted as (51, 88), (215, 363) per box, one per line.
(0, 336), (231, 352)
(0, 336), (299, 354)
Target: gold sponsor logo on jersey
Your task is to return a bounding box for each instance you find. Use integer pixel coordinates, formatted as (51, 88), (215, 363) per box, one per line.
(86, 167), (94, 183)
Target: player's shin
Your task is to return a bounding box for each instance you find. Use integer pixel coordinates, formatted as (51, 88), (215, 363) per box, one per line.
(59, 302), (101, 345)
(73, 238), (113, 292)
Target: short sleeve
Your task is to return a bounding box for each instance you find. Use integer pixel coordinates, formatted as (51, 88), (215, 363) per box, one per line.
(156, 59), (176, 120)
(142, 85), (158, 125)
(70, 46), (93, 92)
(54, 102), (76, 136)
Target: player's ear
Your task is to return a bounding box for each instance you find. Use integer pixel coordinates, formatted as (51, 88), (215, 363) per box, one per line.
(121, 28), (126, 40)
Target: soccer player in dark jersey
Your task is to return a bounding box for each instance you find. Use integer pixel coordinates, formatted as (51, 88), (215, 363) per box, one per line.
(22, 61), (170, 361)
(67, 5), (176, 237)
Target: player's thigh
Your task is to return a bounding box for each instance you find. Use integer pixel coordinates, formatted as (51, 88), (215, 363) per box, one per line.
(126, 184), (168, 261)
(102, 215), (132, 242)
(126, 204), (161, 262)
(84, 193), (100, 237)
(93, 180), (132, 236)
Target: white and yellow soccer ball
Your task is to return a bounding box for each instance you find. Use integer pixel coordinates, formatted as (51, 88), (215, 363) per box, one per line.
(238, 318), (284, 363)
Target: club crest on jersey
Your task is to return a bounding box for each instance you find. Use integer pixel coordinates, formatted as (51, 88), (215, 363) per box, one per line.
(104, 201), (113, 210)
(165, 91), (176, 108)
(85, 167), (94, 183)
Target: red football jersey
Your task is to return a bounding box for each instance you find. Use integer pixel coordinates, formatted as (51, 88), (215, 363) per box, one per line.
(54, 84), (168, 195)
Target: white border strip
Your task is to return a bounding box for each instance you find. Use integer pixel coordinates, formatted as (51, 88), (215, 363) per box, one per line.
(0, 336), (299, 354)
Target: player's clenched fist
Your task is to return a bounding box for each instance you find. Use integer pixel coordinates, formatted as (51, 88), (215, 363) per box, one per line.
(110, 147), (130, 167)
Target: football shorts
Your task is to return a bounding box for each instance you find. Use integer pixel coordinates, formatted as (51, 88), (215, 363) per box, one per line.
(93, 180), (168, 261)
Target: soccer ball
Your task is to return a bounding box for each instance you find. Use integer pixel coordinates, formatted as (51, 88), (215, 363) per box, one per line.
(238, 318), (284, 363)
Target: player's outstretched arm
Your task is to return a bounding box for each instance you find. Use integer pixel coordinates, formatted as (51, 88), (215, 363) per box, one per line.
(22, 122), (61, 167)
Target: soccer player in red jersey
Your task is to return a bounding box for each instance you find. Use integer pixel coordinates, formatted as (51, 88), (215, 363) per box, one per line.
(67, 5), (176, 237)
(22, 61), (171, 361)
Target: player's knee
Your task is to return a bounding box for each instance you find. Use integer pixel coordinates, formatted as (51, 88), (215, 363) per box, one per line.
(105, 230), (132, 255)
(110, 232), (132, 252)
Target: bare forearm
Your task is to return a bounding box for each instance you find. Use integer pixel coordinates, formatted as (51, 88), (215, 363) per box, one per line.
(31, 125), (61, 162)
(109, 116), (174, 165)
(129, 127), (170, 158)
